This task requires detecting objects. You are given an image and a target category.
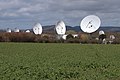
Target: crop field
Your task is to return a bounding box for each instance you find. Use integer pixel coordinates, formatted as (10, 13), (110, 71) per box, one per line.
(0, 43), (120, 80)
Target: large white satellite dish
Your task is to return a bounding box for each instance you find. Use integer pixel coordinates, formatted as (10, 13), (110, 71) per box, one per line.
(99, 30), (105, 35)
(55, 20), (66, 35)
(80, 15), (101, 33)
(6, 28), (11, 33)
(14, 28), (19, 32)
(33, 23), (42, 35)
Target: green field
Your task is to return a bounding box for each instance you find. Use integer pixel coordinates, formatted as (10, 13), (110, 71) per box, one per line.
(0, 43), (120, 80)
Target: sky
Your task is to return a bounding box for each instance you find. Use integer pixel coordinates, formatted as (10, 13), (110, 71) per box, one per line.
(0, 0), (120, 29)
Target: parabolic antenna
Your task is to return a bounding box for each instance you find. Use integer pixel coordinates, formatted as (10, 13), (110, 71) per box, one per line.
(33, 23), (42, 35)
(55, 20), (66, 35)
(26, 30), (30, 33)
(80, 15), (101, 33)
(99, 30), (105, 35)
(6, 28), (11, 33)
(110, 35), (115, 40)
(14, 28), (19, 32)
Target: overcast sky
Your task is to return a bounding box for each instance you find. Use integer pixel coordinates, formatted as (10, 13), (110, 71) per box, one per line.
(0, 0), (120, 29)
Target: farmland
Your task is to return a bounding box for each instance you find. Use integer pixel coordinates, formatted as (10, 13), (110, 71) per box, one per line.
(0, 43), (120, 80)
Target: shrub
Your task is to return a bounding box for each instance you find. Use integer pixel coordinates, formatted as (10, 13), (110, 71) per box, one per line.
(0, 32), (120, 44)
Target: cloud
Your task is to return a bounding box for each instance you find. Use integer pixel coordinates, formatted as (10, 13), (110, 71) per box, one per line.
(0, 0), (120, 29)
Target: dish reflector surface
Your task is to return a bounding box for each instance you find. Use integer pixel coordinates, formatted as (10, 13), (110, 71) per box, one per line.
(6, 28), (11, 33)
(99, 30), (105, 35)
(26, 30), (30, 33)
(110, 35), (115, 40)
(80, 15), (101, 33)
(33, 23), (42, 35)
(14, 28), (19, 32)
(55, 21), (66, 35)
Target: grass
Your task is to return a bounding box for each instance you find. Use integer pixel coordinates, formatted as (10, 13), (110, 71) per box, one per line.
(0, 43), (120, 80)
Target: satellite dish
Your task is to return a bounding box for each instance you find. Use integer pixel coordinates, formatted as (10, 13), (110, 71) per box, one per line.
(110, 35), (115, 40)
(6, 28), (11, 33)
(26, 30), (30, 33)
(80, 15), (101, 33)
(33, 23), (42, 35)
(14, 28), (19, 32)
(55, 20), (66, 35)
(99, 30), (105, 35)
